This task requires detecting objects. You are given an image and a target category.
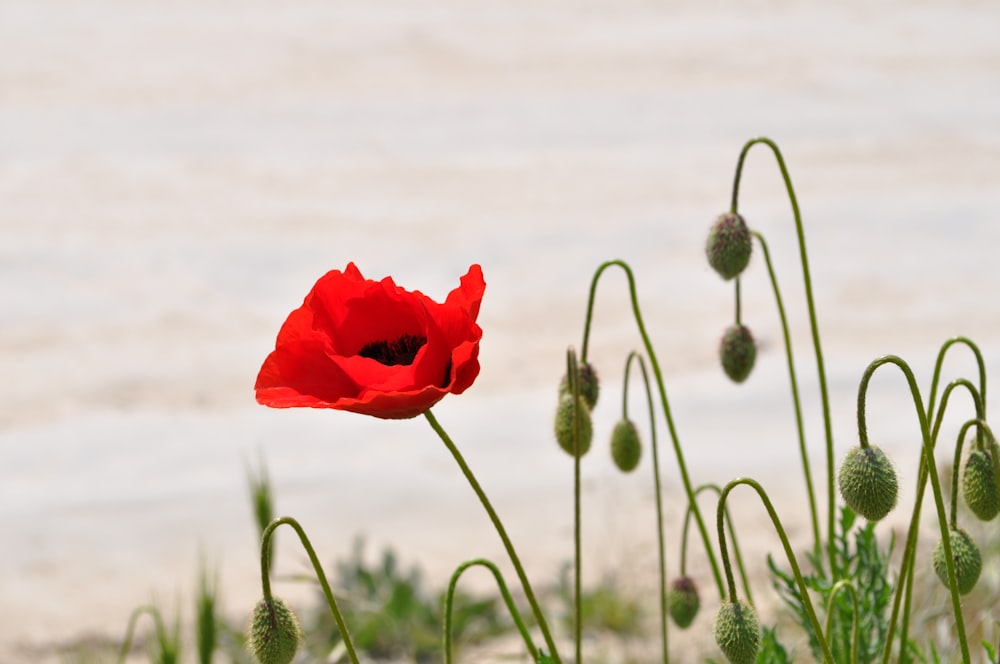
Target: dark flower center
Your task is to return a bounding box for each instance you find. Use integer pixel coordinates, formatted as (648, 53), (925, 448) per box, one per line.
(358, 334), (427, 366)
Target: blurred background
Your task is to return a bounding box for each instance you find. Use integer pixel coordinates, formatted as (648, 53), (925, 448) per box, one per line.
(2, 0), (999, 660)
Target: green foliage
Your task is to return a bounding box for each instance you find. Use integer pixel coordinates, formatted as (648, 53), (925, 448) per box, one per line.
(195, 564), (218, 664)
(312, 539), (508, 662)
(756, 625), (793, 664)
(768, 506), (896, 663)
(556, 565), (645, 637)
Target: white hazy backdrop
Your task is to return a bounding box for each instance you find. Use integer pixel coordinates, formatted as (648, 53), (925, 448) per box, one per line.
(2, 0), (999, 661)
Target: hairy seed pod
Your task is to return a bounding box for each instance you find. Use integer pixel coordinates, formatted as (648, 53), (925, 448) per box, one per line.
(706, 212), (752, 280)
(962, 447), (1000, 521)
(554, 393), (593, 458)
(837, 445), (899, 522)
(610, 418), (642, 472)
(667, 576), (700, 629)
(247, 597), (302, 664)
(713, 599), (760, 664)
(933, 528), (982, 595)
(559, 362), (600, 409)
(719, 324), (757, 384)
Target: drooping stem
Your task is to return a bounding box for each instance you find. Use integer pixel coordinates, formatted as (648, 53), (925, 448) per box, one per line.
(579, 259), (724, 598)
(117, 605), (167, 664)
(623, 350), (669, 661)
(885, 377), (982, 662)
(424, 409), (562, 663)
(855, 357), (970, 664)
(717, 477), (835, 663)
(259, 516), (361, 664)
(825, 580), (860, 664)
(731, 136), (836, 572)
(751, 229), (821, 558)
(443, 558), (538, 663)
(680, 483), (753, 605)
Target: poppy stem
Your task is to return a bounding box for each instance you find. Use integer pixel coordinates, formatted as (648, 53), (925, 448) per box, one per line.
(424, 409), (563, 663)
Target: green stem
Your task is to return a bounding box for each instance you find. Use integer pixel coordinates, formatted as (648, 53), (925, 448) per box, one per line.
(887, 377), (982, 662)
(424, 409), (562, 663)
(579, 259), (724, 599)
(752, 230), (821, 559)
(259, 516), (360, 664)
(567, 349), (584, 664)
(855, 358), (970, 664)
(623, 350), (669, 661)
(117, 605), (166, 664)
(679, 483), (753, 605)
(825, 580), (860, 664)
(717, 477), (835, 663)
(731, 136), (836, 573)
(443, 559), (538, 663)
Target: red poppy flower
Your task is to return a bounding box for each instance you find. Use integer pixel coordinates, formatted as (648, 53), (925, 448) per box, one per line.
(255, 263), (485, 419)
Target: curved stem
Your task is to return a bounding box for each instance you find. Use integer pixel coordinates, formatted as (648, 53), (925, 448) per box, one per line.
(117, 605), (165, 664)
(825, 580), (860, 664)
(886, 378), (982, 661)
(424, 410), (562, 663)
(752, 230), (821, 558)
(443, 558), (538, 664)
(260, 516), (361, 664)
(717, 477), (835, 663)
(855, 357), (970, 664)
(731, 136), (836, 572)
(623, 350), (670, 661)
(926, 337), (987, 426)
(680, 483), (753, 605)
(579, 259), (724, 598)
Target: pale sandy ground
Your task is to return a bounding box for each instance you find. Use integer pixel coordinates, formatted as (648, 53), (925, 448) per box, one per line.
(2, 0), (1000, 662)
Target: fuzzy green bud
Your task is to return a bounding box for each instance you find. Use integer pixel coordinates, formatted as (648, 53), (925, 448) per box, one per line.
(559, 362), (600, 409)
(610, 418), (642, 472)
(932, 528), (982, 595)
(713, 599), (760, 664)
(837, 445), (898, 522)
(706, 212), (752, 280)
(719, 324), (756, 383)
(555, 393), (593, 458)
(248, 597), (302, 664)
(667, 576), (700, 629)
(962, 447), (1000, 521)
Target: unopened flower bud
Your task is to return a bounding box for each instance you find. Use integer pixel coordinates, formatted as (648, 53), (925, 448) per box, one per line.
(667, 576), (700, 629)
(837, 445), (898, 522)
(962, 447), (1000, 521)
(559, 362), (600, 409)
(555, 393), (593, 458)
(713, 599), (760, 664)
(610, 418), (642, 472)
(706, 212), (752, 280)
(248, 597), (302, 664)
(932, 528), (982, 595)
(719, 325), (756, 383)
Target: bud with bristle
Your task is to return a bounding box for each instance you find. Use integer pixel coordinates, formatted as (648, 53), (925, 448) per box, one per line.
(962, 446), (1000, 521)
(610, 418), (642, 472)
(706, 212), (752, 280)
(713, 599), (760, 664)
(559, 362), (600, 409)
(932, 528), (982, 595)
(555, 393), (593, 458)
(247, 597), (302, 664)
(719, 324), (756, 383)
(837, 445), (898, 521)
(667, 576), (700, 629)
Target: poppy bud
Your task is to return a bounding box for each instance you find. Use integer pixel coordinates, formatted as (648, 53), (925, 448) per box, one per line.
(837, 445), (898, 522)
(962, 447), (1000, 521)
(559, 362), (600, 409)
(719, 324), (756, 383)
(555, 393), (593, 458)
(610, 418), (642, 472)
(247, 597), (302, 664)
(667, 576), (700, 629)
(932, 528), (982, 595)
(713, 599), (760, 664)
(706, 212), (752, 280)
